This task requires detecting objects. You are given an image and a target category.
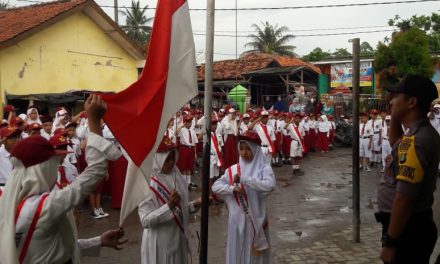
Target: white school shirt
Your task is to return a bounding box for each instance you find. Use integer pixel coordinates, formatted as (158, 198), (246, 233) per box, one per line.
(254, 123), (276, 147)
(40, 130), (51, 140)
(179, 127), (198, 147)
(239, 122), (250, 134)
(13, 133), (122, 264)
(367, 118), (382, 135)
(360, 122), (373, 137)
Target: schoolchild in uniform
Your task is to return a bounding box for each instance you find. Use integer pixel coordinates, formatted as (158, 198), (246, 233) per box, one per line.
(380, 115), (392, 173)
(367, 109), (382, 167)
(212, 131), (276, 264)
(359, 113), (373, 172)
(177, 115), (198, 190)
(315, 115), (330, 152)
(287, 114), (306, 176)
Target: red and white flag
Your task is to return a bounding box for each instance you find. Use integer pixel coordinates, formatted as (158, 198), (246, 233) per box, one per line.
(101, 0), (198, 224)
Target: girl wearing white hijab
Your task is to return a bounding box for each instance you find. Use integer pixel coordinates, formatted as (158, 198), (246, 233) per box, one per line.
(212, 131), (276, 264)
(138, 136), (201, 264)
(0, 95), (122, 264)
(52, 108), (69, 134)
(26, 106), (41, 125)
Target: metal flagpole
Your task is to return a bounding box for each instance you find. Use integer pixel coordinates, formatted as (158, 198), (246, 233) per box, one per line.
(114, 0), (119, 25)
(352, 38), (361, 243)
(200, 0), (215, 262)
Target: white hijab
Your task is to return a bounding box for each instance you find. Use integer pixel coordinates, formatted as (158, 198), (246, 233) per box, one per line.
(52, 109), (68, 133)
(318, 115), (330, 132)
(0, 156), (70, 264)
(26, 108), (41, 125)
(237, 140), (274, 251)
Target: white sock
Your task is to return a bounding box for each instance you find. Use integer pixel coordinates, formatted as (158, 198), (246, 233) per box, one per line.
(186, 175), (192, 184)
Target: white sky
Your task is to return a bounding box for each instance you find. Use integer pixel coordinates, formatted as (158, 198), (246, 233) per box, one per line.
(8, 0), (440, 62)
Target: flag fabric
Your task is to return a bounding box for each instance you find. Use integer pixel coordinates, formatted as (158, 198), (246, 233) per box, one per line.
(101, 0), (198, 225)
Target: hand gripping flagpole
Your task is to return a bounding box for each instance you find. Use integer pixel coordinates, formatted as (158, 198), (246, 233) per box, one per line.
(200, 0), (215, 262)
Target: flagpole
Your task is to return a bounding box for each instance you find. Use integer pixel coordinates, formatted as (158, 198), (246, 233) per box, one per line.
(200, 0), (215, 262)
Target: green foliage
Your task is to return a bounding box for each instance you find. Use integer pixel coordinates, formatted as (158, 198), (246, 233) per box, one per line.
(302, 47), (331, 61)
(332, 48), (352, 58)
(388, 13), (440, 52)
(360, 41), (375, 56)
(374, 28), (434, 87)
(245, 21), (297, 56)
(120, 0), (153, 47)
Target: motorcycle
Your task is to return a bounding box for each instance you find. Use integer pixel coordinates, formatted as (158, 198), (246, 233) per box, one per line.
(334, 117), (353, 147)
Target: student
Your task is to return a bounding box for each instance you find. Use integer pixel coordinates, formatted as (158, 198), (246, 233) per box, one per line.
(380, 115), (392, 173)
(25, 106), (41, 125)
(177, 115), (198, 190)
(251, 110), (276, 164)
(281, 113), (293, 164)
(0, 126), (22, 194)
(49, 132), (79, 191)
(315, 115), (330, 152)
(221, 108), (239, 168)
(212, 131), (276, 264)
(359, 113), (373, 172)
(210, 118), (224, 201)
(0, 95), (123, 264)
(367, 109), (382, 167)
(138, 135), (201, 264)
(287, 114), (306, 176)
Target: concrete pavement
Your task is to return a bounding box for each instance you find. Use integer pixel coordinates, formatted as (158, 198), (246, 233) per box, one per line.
(79, 148), (440, 263)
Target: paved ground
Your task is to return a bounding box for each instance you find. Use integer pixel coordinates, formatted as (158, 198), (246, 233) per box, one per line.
(79, 147), (440, 264)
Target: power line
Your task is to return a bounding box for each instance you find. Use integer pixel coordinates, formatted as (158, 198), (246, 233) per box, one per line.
(193, 29), (394, 38)
(193, 25), (393, 33)
(16, 0), (440, 11)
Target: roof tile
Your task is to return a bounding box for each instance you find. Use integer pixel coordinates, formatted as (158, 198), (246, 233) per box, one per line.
(0, 0), (88, 44)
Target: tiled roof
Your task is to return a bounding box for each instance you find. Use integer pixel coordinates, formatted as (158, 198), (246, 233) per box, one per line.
(197, 52), (321, 81)
(0, 0), (88, 44)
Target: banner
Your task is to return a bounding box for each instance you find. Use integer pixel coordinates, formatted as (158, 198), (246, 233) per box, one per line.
(331, 61), (373, 88)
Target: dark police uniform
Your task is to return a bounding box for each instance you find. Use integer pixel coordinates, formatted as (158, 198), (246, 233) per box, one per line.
(377, 119), (440, 263)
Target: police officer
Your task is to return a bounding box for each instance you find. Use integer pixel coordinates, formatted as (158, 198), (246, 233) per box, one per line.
(377, 74), (440, 264)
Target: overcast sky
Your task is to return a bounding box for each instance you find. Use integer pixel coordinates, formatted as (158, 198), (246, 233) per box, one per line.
(8, 0), (440, 62)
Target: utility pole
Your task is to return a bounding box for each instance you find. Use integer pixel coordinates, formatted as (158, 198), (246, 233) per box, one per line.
(352, 38), (361, 243)
(200, 0), (215, 263)
(114, 0), (119, 25)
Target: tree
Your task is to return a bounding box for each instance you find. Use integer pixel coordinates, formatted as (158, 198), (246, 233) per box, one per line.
(360, 41), (375, 56)
(332, 48), (351, 58)
(0, 1), (9, 10)
(245, 21), (296, 56)
(388, 13), (440, 52)
(119, 0), (153, 47)
(375, 28), (434, 87)
(302, 47), (331, 61)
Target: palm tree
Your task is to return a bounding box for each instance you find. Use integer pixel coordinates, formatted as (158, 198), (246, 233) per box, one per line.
(0, 1), (9, 10)
(119, 0), (153, 46)
(245, 21), (296, 56)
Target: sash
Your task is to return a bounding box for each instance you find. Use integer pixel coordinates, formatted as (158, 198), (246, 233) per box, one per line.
(260, 124), (275, 154)
(227, 165), (269, 254)
(149, 176), (185, 234)
(227, 164), (249, 213)
(211, 133), (224, 168)
(15, 193), (49, 264)
(292, 126), (306, 153)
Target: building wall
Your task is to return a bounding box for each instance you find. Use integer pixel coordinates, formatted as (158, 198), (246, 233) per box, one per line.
(0, 11), (139, 98)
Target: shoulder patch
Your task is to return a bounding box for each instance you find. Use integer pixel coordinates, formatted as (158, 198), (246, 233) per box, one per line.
(396, 135), (424, 184)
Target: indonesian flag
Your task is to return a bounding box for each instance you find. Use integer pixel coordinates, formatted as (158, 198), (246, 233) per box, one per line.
(101, 0), (198, 224)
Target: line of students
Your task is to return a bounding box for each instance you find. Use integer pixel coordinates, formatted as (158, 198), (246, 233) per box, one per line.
(166, 105), (337, 186)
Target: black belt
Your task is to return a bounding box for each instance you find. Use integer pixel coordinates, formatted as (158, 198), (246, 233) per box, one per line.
(360, 136), (370, 139)
(0, 183), (5, 186)
(374, 132), (379, 134)
(375, 209), (433, 224)
(262, 145), (268, 147)
(383, 138), (389, 141)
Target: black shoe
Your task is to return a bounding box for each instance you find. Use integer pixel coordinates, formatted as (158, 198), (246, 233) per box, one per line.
(189, 182), (198, 188)
(296, 169), (305, 176)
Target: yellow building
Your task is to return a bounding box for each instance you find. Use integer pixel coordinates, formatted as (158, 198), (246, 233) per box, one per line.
(0, 0), (145, 115)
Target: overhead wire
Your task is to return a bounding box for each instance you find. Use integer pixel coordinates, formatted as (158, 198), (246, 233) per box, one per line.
(16, 0), (440, 11)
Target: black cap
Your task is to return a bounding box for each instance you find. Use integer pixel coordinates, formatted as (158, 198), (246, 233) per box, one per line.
(385, 74), (438, 105)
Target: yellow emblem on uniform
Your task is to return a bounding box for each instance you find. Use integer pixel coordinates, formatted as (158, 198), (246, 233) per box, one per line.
(396, 135), (424, 184)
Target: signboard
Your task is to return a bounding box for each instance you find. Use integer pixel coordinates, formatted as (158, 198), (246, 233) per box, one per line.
(331, 61), (373, 88)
